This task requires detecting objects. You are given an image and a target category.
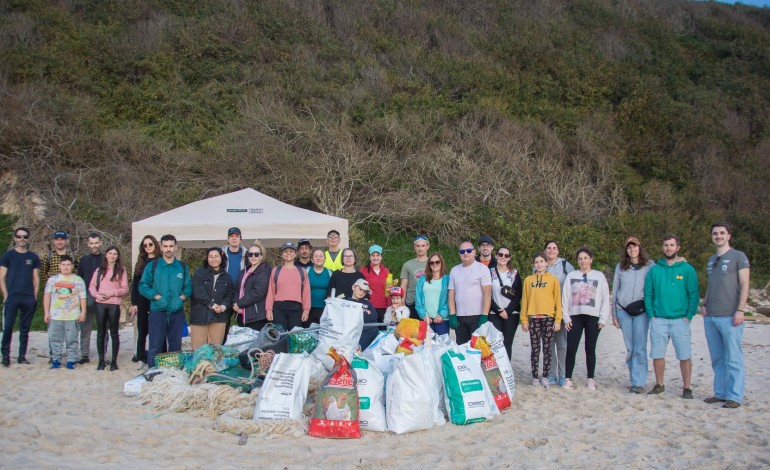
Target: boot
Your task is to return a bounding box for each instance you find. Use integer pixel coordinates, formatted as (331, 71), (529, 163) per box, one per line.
(97, 356), (105, 371)
(110, 361), (118, 371)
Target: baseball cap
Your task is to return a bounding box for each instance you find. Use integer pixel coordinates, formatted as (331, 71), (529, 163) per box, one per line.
(352, 279), (371, 293)
(369, 245), (383, 255)
(479, 234), (493, 245)
(624, 236), (641, 247)
(227, 227), (241, 237)
(280, 242), (297, 252)
(390, 286), (405, 297)
(53, 231), (68, 240)
(298, 239), (311, 247)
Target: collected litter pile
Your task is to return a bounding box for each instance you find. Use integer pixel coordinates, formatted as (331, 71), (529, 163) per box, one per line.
(131, 297), (517, 438)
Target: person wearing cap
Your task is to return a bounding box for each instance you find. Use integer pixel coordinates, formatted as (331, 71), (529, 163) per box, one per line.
(41, 231), (78, 287)
(222, 227), (247, 342)
(360, 245), (392, 324)
(295, 239), (313, 268)
(347, 278), (378, 350)
(448, 241), (493, 345)
(323, 230), (344, 271)
(415, 252), (450, 335)
(266, 242), (311, 332)
(611, 236), (655, 394)
(327, 248), (365, 299)
(400, 235), (430, 319)
(476, 235), (497, 268)
(1, 227), (41, 367)
(76, 233), (104, 364)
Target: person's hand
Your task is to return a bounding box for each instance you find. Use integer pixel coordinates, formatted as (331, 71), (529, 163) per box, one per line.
(499, 310), (508, 320)
(554, 321), (561, 332)
(598, 323), (605, 329)
(154, 294), (161, 301)
(521, 324), (529, 333)
(130, 305), (137, 316)
(179, 294), (186, 301)
(233, 304), (240, 313)
(701, 305), (707, 316)
(449, 315), (458, 330)
(734, 311), (744, 326)
(612, 318), (620, 329)
(478, 314), (488, 326)
(301, 310), (309, 322)
(565, 321), (572, 331)
(433, 316), (442, 324)
(44, 313), (50, 324)
(99, 293), (109, 301)
(79, 314), (86, 323)
(266, 311), (273, 322)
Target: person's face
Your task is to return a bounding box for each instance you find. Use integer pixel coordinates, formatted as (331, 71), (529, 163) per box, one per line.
(87, 237), (102, 254)
(342, 250), (355, 267)
(282, 248), (297, 263)
(479, 242), (493, 257)
(14, 230), (30, 248)
(105, 248), (119, 264)
(246, 248), (262, 266)
(414, 240), (429, 257)
(161, 240), (177, 259)
(577, 252), (593, 271)
(208, 250), (222, 269)
(369, 252), (381, 265)
(496, 249), (510, 266)
(142, 238), (156, 254)
(429, 256), (442, 273)
(298, 244), (311, 258)
(533, 256), (547, 273)
(351, 285), (365, 299)
(626, 243), (640, 261)
(312, 250), (325, 267)
(53, 238), (67, 251)
(459, 242), (475, 263)
(662, 239), (680, 259)
(327, 233), (340, 249)
(711, 226), (731, 249)
(59, 260), (74, 275)
(228, 233), (241, 248)
(391, 295), (403, 306)
(545, 243), (559, 262)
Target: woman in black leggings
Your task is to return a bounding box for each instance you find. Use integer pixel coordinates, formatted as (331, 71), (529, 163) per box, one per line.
(89, 246), (129, 371)
(130, 235), (160, 364)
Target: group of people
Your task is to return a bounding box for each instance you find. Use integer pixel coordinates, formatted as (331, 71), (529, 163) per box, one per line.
(0, 223), (749, 409)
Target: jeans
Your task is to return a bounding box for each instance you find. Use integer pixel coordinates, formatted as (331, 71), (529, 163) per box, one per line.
(704, 316), (745, 403)
(429, 318), (450, 336)
(2, 296), (37, 359)
(617, 309), (650, 387)
(147, 310), (185, 368)
(650, 317), (691, 360)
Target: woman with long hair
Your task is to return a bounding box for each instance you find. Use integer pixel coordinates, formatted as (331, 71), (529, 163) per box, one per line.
(611, 237), (654, 394)
(327, 248), (365, 299)
(359, 245), (392, 323)
(489, 246), (522, 359)
(415, 252), (450, 335)
(233, 241), (272, 331)
(562, 246), (611, 390)
(304, 248), (332, 327)
(131, 235), (160, 364)
(90, 246), (129, 371)
(266, 242), (311, 332)
(190, 247), (235, 349)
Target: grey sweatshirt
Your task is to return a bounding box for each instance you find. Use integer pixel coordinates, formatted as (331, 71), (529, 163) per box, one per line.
(611, 261), (654, 319)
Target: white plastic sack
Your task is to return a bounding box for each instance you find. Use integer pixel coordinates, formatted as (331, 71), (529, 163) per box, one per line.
(123, 374), (146, 397)
(225, 325), (261, 353)
(362, 333), (403, 379)
(430, 334), (456, 419)
(351, 355), (387, 432)
(386, 348), (436, 434)
(473, 323), (516, 401)
(312, 298), (364, 369)
(254, 353), (311, 421)
(441, 345), (498, 425)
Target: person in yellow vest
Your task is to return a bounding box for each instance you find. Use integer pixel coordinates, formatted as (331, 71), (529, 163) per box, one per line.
(323, 230), (344, 271)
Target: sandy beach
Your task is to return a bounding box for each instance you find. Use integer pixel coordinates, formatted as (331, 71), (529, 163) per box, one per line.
(1, 317), (768, 469)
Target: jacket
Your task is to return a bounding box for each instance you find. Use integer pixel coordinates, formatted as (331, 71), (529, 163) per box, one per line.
(644, 259), (699, 320)
(138, 258), (192, 313)
(89, 266), (130, 305)
(234, 262), (272, 324)
(77, 252), (104, 291)
(415, 275), (450, 319)
(190, 267), (236, 325)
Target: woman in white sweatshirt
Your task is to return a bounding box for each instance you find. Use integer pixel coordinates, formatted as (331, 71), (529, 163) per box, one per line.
(562, 246), (610, 390)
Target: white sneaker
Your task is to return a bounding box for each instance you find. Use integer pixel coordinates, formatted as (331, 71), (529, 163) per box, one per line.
(562, 378), (574, 389)
(540, 377), (550, 388)
(531, 378), (539, 386)
(587, 378), (596, 390)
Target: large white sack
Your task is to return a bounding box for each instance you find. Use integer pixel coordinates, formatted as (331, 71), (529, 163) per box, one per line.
(430, 334), (456, 419)
(386, 349), (435, 434)
(473, 323), (516, 401)
(351, 355), (387, 432)
(254, 353), (311, 421)
(441, 345), (498, 425)
(312, 298), (364, 369)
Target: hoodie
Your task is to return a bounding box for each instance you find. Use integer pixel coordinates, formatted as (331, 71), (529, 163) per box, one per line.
(643, 259), (699, 321)
(520, 271), (562, 325)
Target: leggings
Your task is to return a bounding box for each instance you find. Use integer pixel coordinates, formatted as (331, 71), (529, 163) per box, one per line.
(528, 317), (555, 379)
(135, 295), (150, 361)
(95, 303), (120, 363)
(566, 314), (601, 379)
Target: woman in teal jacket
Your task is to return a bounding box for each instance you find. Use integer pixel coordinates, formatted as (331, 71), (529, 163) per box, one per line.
(415, 252), (450, 335)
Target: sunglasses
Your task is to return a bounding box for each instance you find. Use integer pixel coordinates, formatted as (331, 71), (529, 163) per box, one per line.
(327, 235), (340, 239)
(143, 242), (154, 248)
(429, 260), (442, 265)
(15, 235), (30, 239)
(582, 273), (588, 282)
(246, 252), (262, 258)
(496, 253), (511, 258)
(414, 235), (428, 242)
(459, 248), (474, 255)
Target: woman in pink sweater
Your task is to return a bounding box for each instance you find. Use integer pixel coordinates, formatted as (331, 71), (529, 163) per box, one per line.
(266, 242), (311, 332)
(89, 246), (129, 371)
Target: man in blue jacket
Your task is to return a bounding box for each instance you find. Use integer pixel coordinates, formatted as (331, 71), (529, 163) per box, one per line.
(139, 234), (192, 368)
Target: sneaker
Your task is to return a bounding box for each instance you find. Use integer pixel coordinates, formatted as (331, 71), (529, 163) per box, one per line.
(51, 360), (61, 369)
(629, 386), (644, 394)
(647, 384), (665, 395)
(540, 377), (550, 388)
(704, 396), (726, 404)
(17, 357), (30, 364)
(78, 357), (90, 365)
(2, 357), (10, 367)
(547, 375), (558, 384)
(682, 388), (693, 399)
(556, 376), (566, 387)
(66, 362), (76, 370)
(722, 400), (741, 409)
(587, 379), (596, 390)
(531, 378), (540, 386)
(562, 378), (574, 389)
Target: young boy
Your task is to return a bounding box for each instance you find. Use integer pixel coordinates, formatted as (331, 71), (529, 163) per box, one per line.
(385, 286), (410, 334)
(44, 256), (87, 369)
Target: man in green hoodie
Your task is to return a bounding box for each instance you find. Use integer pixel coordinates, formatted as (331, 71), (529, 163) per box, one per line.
(644, 233), (700, 399)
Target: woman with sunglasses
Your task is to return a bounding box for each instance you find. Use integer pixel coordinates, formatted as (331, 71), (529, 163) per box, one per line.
(415, 252), (450, 335)
(130, 235), (160, 364)
(489, 246), (522, 359)
(327, 248), (365, 299)
(611, 237), (654, 394)
(233, 241), (272, 331)
(304, 248), (332, 327)
(562, 246), (611, 390)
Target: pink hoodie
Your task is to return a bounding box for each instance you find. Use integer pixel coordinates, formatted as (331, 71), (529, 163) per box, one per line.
(89, 266), (129, 305)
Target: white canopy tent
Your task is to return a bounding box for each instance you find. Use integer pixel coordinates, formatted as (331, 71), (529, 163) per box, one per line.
(131, 188), (349, 266)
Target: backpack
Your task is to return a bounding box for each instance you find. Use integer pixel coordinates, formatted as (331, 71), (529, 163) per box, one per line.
(272, 265), (306, 298)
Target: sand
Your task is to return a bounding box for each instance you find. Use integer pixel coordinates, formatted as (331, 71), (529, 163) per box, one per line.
(0, 317), (768, 469)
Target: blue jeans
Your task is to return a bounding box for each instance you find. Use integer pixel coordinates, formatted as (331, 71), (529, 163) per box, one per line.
(617, 309), (650, 387)
(2, 295), (37, 359)
(704, 316), (745, 403)
(429, 318), (450, 336)
(147, 310), (185, 368)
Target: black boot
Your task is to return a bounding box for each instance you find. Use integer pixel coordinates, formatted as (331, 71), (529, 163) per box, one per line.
(110, 361), (118, 371)
(97, 357), (105, 370)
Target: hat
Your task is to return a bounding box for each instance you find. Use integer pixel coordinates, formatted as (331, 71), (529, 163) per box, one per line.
(389, 286), (405, 297)
(227, 227), (241, 237)
(327, 229), (340, 237)
(352, 279), (371, 293)
(479, 234), (494, 245)
(280, 242), (297, 252)
(298, 239), (311, 247)
(624, 236), (641, 247)
(53, 231), (68, 240)
(369, 244), (383, 255)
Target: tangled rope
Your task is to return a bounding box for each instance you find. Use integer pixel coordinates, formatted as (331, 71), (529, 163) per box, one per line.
(215, 407), (308, 438)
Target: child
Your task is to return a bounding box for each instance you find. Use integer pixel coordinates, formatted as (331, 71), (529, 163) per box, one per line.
(347, 279), (379, 350)
(43, 256), (87, 369)
(385, 286), (410, 334)
(520, 252), (562, 388)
